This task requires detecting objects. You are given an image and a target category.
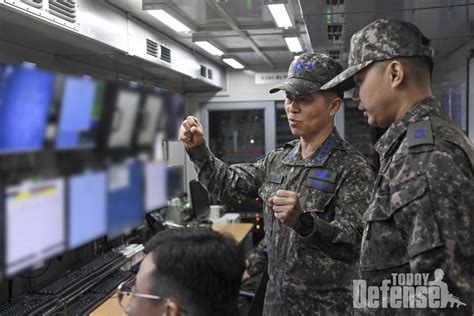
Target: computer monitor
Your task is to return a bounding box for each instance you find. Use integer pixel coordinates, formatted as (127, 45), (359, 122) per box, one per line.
(5, 178), (66, 277)
(136, 90), (165, 147)
(189, 180), (211, 220)
(144, 161), (167, 213)
(165, 94), (185, 140)
(167, 165), (184, 199)
(55, 76), (104, 150)
(0, 62), (54, 153)
(68, 171), (107, 249)
(107, 160), (144, 238)
(106, 83), (141, 149)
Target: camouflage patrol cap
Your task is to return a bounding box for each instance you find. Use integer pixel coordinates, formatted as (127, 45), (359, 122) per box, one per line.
(322, 18), (436, 91)
(269, 53), (343, 96)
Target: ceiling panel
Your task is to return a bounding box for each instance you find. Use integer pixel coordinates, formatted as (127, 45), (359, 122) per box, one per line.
(300, 0), (474, 65)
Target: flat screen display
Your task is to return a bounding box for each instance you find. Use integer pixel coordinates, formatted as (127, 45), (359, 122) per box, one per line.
(137, 93), (164, 146)
(144, 161), (167, 212)
(165, 94), (185, 140)
(107, 160), (143, 237)
(56, 76), (104, 150)
(0, 63), (54, 153)
(107, 89), (140, 148)
(5, 178), (65, 277)
(68, 171), (107, 249)
(167, 165), (184, 200)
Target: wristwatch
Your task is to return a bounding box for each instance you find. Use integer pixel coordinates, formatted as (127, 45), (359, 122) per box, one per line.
(295, 212), (314, 236)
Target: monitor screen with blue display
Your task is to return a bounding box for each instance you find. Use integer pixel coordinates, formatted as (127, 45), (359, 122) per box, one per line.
(0, 63), (54, 153)
(5, 178), (66, 277)
(68, 171), (107, 249)
(56, 76), (104, 150)
(107, 160), (144, 238)
(0, 188), (4, 280)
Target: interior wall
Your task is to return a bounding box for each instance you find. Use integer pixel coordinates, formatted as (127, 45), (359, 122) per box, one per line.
(432, 40), (471, 138)
(183, 70), (286, 191)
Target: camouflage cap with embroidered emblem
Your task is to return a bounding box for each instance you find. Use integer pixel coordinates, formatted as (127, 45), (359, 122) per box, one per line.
(269, 53), (343, 96)
(321, 18), (437, 91)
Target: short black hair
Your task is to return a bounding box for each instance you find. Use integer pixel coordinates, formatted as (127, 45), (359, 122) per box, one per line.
(144, 228), (245, 316)
(321, 89), (344, 103)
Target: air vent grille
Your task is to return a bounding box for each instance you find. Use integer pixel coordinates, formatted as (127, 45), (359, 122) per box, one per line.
(160, 45), (171, 63)
(49, 0), (76, 23)
(21, 0), (43, 9)
(207, 69), (213, 80)
(200, 65), (207, 77)
(146, 39), (158, 57)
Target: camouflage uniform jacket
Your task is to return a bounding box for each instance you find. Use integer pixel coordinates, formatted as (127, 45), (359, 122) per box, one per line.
(187, 129), (374, 315)
(358, 96), (474, 315)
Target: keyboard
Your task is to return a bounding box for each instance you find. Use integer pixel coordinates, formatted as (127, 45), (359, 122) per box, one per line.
(0, 294), (56, 315)
(36, 251), (124, 295)
(90, 270), (134, 295)
(65, 293), (107, 316)
(79, 252), (123, 273)
(37, 269), (91, 295)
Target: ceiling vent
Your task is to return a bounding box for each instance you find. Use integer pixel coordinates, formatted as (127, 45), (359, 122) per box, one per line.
(21, 0), (43, 9)
(200, 65), (207, 77)
(146, 39), (158, 58)
(160, 45), (171, 63)
(49, 0), (77, 23)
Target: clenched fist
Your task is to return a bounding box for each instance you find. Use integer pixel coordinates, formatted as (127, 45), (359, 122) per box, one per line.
(179, 116), (205, 148)
(269, 190), (303, 228)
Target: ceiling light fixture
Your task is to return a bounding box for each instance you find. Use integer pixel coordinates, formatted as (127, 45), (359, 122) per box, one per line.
(223, 58), (244, 69)
(194, 41), (225, 56)
(284, 37), (303, 52)
(267, 3), (293, 28)
(148, 9), (191, 33)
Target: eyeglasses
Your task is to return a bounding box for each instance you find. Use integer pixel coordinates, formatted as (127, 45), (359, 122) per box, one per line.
(116, 276), (187, 314)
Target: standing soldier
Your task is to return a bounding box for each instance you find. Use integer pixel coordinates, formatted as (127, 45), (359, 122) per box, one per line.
(179, 53), (374, 315)
(323, 18), (474, 314)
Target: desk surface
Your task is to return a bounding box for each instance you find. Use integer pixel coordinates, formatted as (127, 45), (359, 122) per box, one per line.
(90, 223), (253, 316)
(91, 294), (125, 316)
(212, 223), (253, 244)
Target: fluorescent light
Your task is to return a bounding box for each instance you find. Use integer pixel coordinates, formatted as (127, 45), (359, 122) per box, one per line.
(195, 41), (224, 56)
(223, 58), (244, 69)
(267, 4), (293, 28)
(148, 9), (191, 33)
(284, 37), (303, 52)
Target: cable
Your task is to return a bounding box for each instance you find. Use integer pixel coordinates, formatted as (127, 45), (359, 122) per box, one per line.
(18, 260), (52, 279)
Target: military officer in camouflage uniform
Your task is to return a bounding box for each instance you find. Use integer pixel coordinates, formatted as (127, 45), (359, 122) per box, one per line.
(179, 53), (374, 315)
(323, 18), (474, 314)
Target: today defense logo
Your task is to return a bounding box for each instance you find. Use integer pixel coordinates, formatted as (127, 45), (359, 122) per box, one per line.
(353, 269), (466, 309)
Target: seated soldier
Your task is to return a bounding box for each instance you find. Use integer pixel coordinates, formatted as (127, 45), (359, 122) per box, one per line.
(117, 228), (245, 316)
